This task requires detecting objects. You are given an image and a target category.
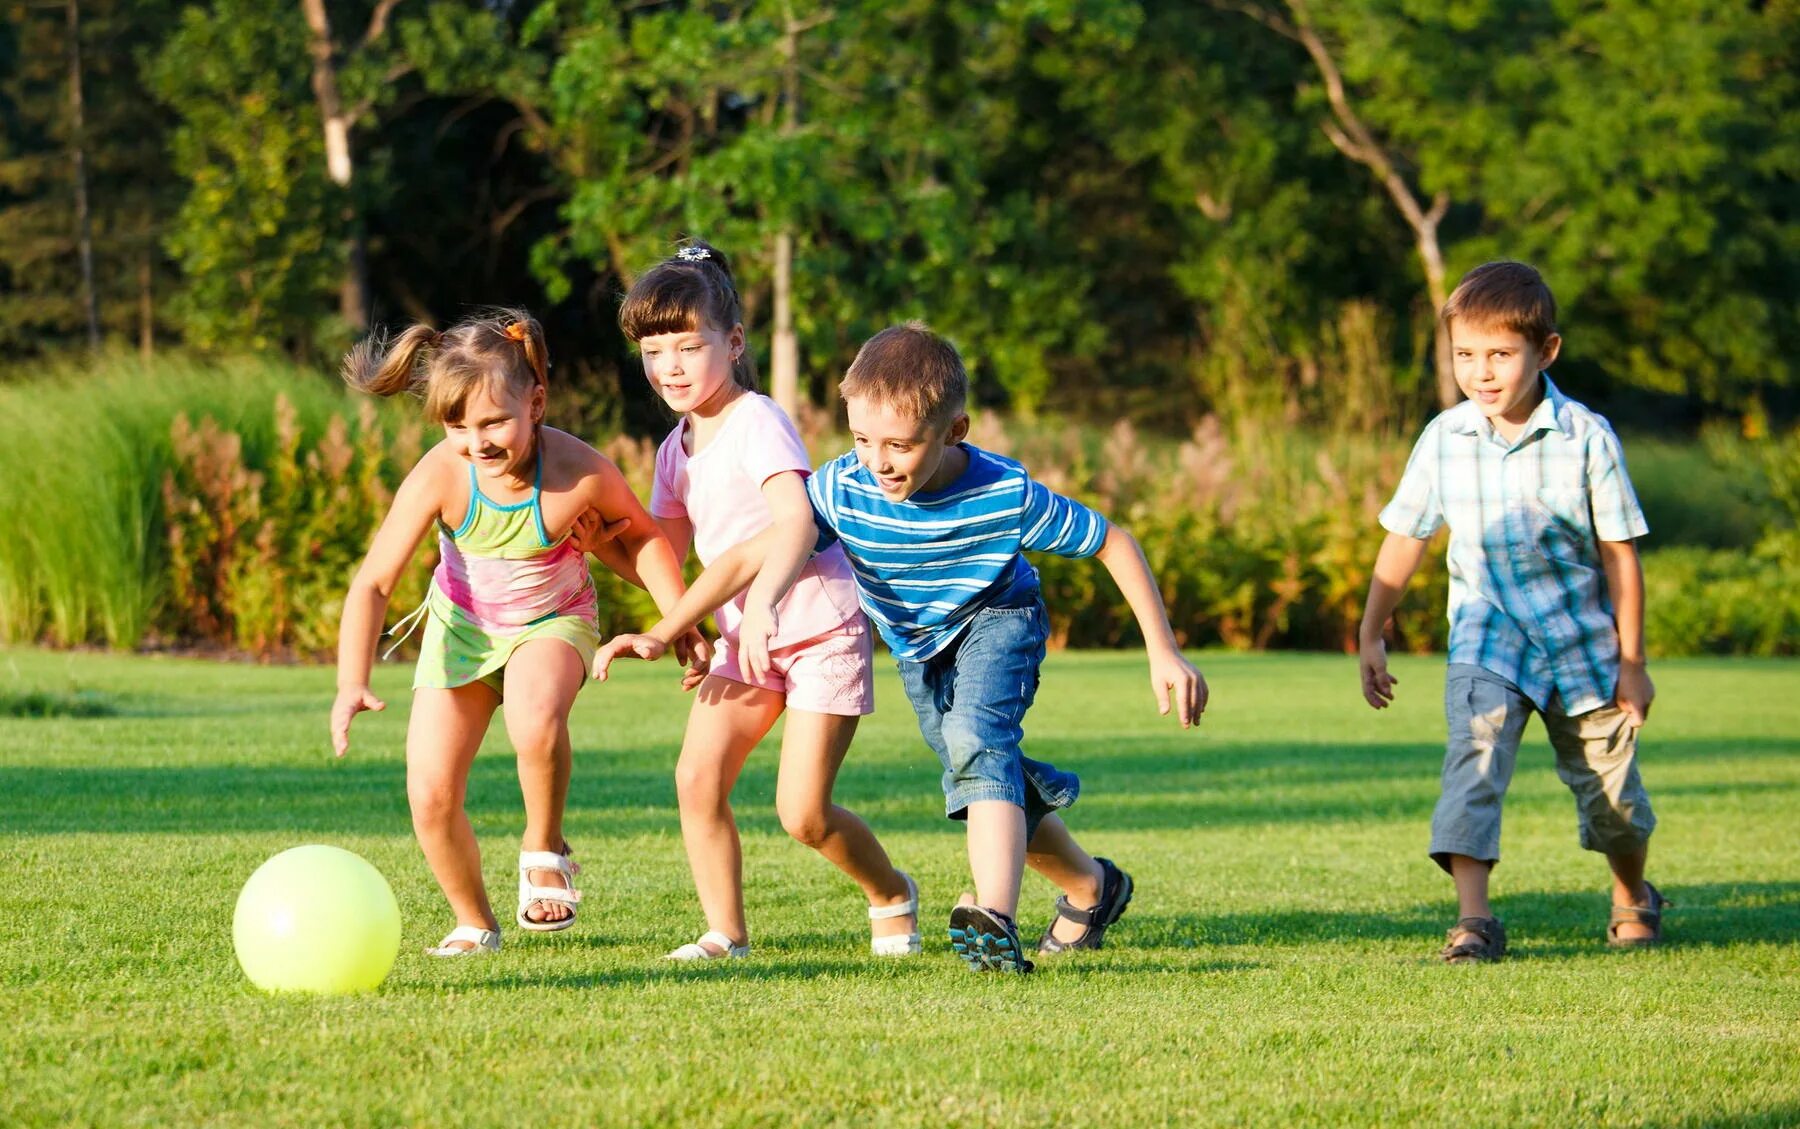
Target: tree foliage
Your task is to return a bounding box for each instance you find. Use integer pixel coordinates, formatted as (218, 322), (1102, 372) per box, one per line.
(1, 0), (1793, 425)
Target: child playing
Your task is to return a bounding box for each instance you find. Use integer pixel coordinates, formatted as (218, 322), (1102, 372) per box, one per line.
(613, 242), (918, 961)
(1357, 261), (1665, 963)
(596, 321), (1206, 973)
(330, 309), (692, 956)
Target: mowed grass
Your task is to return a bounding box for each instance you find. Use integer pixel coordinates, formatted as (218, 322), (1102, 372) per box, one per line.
(1, 647), (1797, 1128)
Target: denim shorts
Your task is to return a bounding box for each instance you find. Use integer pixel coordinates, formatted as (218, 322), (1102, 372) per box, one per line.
(896, 598), (1080, 839)
(1430, 664), (1655, 872)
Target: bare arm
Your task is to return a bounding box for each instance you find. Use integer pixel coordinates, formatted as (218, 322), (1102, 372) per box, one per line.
(590, 529), (781, 680)
(332, 460), (442, 756)
(1356, 532), (1431, 709)
(1599, 537), (1653, 726)
(737, 471), (822, 681)
(1093, 522), (1207, 726)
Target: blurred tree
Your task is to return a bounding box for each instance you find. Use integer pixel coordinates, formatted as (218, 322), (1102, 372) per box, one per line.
(0, 0), (183, 359)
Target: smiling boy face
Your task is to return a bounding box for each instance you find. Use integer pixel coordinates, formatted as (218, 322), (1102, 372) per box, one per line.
(844, 395), (971, 501)
(1449, 318), (1563, 437)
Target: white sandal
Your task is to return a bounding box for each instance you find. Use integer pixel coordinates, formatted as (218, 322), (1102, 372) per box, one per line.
(869, 872), (922, 956)
(425, 924), (500, 957)
(517, 850), (582, 932)
(666, 930), (749, 961)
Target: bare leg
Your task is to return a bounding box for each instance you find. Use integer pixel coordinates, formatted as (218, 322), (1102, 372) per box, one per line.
(1024, 813), (1105, 945)
(1447, 853), (1495, 947)
(964, 800), (1027, 917)
(1606, 846), (1654, 941)
(674, 676), (784, 953)
(407, 683), (502, 950)
(502, 640), (587, 925)
(775, 710), (914, 939)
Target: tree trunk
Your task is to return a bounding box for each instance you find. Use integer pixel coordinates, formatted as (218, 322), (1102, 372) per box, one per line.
(66, 0), (99, 348)
(139, 249), (153, 359)
(300, 0), (368, 331)
(768, 11), (802, 419)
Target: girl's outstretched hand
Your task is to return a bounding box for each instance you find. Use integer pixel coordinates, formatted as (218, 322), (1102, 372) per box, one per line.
(591, 633), (668, 681)
(330, 686), (386, 758)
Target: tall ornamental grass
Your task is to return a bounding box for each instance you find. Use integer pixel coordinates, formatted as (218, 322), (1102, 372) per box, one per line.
(0, 352), (418, 650)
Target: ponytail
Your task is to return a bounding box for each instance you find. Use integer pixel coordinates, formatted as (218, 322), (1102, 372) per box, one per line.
(342, 324), (439, 398)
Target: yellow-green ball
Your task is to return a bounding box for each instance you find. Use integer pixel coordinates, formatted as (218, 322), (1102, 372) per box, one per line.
(233, 845), (402, 994)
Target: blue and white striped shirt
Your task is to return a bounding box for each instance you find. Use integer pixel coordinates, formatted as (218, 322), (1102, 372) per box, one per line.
(807, 445), (1109, 661)
(1380, 377), (1649, 715)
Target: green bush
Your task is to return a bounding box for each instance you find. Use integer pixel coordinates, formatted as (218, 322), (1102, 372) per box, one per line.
(12, 355), (1797, 658)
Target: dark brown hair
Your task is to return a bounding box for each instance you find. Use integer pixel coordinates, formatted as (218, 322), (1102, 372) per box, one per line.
(342, 307), (549, 425)
(618, 240), (757, 391)
(839, 321), (967, 428)
(1441, 261), (1559, 350)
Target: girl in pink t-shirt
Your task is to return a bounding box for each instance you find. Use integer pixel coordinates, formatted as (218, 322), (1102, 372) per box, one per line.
(612, 242), (919, 960)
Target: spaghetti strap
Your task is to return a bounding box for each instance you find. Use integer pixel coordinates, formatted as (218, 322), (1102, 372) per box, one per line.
(530, 444), (551, 547)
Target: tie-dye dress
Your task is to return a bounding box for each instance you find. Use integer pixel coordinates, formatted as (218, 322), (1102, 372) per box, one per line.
(402, 457), (600, 696)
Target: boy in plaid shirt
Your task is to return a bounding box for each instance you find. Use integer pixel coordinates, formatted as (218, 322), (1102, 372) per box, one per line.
(1358, 261), (1666, 962)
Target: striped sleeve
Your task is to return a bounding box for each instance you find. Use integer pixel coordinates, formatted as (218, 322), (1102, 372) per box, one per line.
(806, 456), (843, 553)
(1018, 477), (1108, 559)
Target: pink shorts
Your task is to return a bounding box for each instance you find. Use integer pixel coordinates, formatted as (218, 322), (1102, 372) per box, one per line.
(710, 624), (875, 717)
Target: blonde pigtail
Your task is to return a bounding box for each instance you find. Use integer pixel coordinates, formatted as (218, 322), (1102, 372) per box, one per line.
(342, 324), (439, 398)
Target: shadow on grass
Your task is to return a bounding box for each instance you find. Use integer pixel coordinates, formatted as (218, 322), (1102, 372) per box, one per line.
(1132, 882), (1800, 955)
(4, 734), (1797, 837)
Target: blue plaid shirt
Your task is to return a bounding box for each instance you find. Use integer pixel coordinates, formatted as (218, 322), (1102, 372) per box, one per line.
(1380, 377), (1649, 714)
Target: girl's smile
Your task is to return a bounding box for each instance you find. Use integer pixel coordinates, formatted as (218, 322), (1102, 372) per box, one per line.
(638, 324), (744, 418)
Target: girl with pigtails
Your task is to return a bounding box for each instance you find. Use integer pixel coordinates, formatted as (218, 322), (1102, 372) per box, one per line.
(595, 243), (920, 961)
(331, 308), (698, 956)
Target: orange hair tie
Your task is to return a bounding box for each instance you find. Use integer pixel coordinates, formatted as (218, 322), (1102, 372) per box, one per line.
(503, 321), (529, 343)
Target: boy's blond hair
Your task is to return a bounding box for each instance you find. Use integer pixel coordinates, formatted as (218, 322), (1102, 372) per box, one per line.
(840, 321), (967, 428)
(1441, 261), (1559, 350)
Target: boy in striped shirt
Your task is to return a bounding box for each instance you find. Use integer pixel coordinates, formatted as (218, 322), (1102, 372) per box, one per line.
(597, 322), (1206, 972)
(1358, 262), (1664, 963)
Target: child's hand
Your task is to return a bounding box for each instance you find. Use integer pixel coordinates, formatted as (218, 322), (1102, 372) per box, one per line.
(740, 602), (779, 683)
(674, 628), (711, 692)
(1150, 647), (1207, 728)
(330, 686), (386, 758)
(1616, 662), (1654, 728)
(591, 633), (669, 681)
(570, 508), (632, 557)
(1359, 637), (1397, 709)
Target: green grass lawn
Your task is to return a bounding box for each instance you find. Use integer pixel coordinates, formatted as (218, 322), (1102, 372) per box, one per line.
(2, 647), (1797, 1127)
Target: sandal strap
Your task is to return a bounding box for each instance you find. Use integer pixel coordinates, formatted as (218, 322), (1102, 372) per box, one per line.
(521, 884), (582, 907)
(519, 850), (574, 873)
(869, 873), (918, 920)
(429, 925), (500, 954)
(1053, 894), (1105, 927)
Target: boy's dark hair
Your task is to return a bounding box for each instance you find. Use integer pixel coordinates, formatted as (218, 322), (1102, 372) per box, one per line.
(839, 321), (967, 428)
(1441, 261), (1559, 350)
(618, 240), (757, 391)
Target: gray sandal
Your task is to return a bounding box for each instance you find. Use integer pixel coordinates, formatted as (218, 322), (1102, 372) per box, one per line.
(1440, 915), (1506, 963)
(1038, 858), (1134, 953)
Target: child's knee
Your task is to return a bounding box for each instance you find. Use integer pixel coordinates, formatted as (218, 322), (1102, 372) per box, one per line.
(674, 758), (730, 810)
(777, 803), (831, 849)
(407, 779), (461, 827)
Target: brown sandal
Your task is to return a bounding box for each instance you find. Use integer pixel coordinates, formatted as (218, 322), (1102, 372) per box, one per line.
(1607, 882), (1670, 948)
(1440, 916), (1506, 963)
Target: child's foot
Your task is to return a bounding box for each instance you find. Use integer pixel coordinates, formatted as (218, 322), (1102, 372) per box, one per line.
(1439, 916), (1506, 963)
(517, 850), (582, 931)
(425, 924), (501, 957)
(869, 872), (922, 956)
(666, 930), (750, 961)
(1039, 858), (1134, 953)
(1608, 882), (1670, 947)
(948, 900), (1033, 974)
